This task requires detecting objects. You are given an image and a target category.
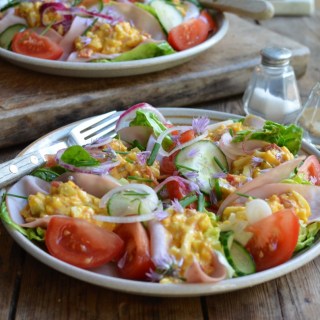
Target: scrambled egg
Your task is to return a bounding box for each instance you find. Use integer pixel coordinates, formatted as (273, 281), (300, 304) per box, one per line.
(232, 145), (294, 178)
(75, 22), (151, 57)
(160, 208), (221, 282)
(15, 1), (42, 28)
(222, 190), (311, 223)
(107, 139), (160, 187)
(21, 180), (114, 230)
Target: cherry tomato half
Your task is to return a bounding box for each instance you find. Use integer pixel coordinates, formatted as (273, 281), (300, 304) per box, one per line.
(168, 17), (210, 51)
(45, 217), (124, 269)
(11, 30), (63, 60)
(298, 155), (320, 185)
(245, 209), (300, 272)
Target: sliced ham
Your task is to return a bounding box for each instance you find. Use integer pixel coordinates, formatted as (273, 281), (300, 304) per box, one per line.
(6, 175), (50, 224)
(0, 8), (27, 33)
(184, 251), (227, 283)
(241, 182), (320, 223)
(56, 172), (121, 198)
(217, 156), (306, 215)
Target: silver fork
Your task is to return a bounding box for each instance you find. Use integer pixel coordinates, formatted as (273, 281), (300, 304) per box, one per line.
(0, 111), (119, 189)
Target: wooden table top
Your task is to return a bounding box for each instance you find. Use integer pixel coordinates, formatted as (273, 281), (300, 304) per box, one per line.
(1, 1), (320, 319)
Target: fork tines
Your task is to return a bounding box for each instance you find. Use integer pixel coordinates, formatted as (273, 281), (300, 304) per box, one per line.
(70, 111), (119, 146)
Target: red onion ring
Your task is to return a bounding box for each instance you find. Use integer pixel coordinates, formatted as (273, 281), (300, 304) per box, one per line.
(115, 103), (167, 131)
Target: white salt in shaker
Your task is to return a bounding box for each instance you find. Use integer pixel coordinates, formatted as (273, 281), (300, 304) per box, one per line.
(243, 47), (301, 124)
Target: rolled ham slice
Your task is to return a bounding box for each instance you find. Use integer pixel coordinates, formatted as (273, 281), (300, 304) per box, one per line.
(0, 8), (27, 34)
(6, 175), (50, 224)
(217, 156), (306, 215)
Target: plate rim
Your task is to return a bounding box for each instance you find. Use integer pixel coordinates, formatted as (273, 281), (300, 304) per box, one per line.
(3, 107), (320, 297)
(0, 12), (228, 77)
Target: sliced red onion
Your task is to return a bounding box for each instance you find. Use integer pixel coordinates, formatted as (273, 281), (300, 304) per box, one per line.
(154, 175), (200, 194)
(70, 7), (122, 24)
(156, 125), (208, 157)
(115, 103), (167, 132)
(92, 211), (157, 223)
(55, 149), (120, 175)
(0, 8), (27, 34)
(183, 1), (200, 21)
(39, 3), (73, 35)
(117, 126), (153, 146)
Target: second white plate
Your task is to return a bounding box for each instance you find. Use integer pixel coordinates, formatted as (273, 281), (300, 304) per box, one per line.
(0, 13), (228, 78)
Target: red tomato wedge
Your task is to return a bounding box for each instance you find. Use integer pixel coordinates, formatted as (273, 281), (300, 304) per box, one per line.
(115, 222), (154, 280)
(298, 155), (320, 185)
(168, 17), (210, 51)
(160, 151), (179, 175)
(245, 209), (300, 272)
(45, 217), (124, 269)
(11, 30), (63, 60)
(199, 10), (218, 33)
(178, 129), (195, 144)
(166, 179), (188, 200)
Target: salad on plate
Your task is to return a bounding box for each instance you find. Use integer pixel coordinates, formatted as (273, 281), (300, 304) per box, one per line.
(0, 0), (218, 62)
(1, 102), (320, 284)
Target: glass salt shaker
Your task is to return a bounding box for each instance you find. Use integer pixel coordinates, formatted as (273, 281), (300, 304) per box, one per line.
(243, 47), (301, 124)
(295, 82), (320, 147)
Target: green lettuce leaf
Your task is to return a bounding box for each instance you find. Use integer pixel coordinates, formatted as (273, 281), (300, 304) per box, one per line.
(232, 120), (303, 155)
(129, 109), (172, 149)
(0, 194), (45, 241)
(112, 42), (175, 62)
(295, 221), (320, 252)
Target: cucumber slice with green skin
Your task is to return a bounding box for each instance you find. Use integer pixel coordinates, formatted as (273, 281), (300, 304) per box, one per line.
(107, 189), (158, 216)
(150, 0), (183, 33)
(0, 23), (27, 49)
(220, 231), (256, 276)
(175, 140), (228, 194)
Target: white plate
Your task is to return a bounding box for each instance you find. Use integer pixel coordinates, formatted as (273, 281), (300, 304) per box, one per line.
(0, 13), (228, 78)
(3, 108), (320, 297)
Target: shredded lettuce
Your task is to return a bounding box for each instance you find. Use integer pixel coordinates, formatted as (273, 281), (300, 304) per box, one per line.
(295, 221), (320, 252)
(0, 194), (45, 241)
(232, 120), (303, 155)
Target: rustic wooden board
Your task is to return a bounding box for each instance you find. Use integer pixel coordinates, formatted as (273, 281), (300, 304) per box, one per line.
(0, 14), (310, 148)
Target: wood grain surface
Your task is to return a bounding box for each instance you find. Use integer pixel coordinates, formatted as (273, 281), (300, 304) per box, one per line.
(0, 13), (309, 149)
(1, 1), (320, 319)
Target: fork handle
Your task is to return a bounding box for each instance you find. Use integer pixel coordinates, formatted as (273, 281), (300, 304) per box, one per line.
(0, 151), (44, 189)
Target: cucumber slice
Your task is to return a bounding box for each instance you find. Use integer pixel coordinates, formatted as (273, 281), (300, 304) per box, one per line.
(0, 23), (27, 49)
(107, 188), (158, 216)
(175, 140), (228, 194)
(150, 0), (183, 33)
(220, 231), (256, 276)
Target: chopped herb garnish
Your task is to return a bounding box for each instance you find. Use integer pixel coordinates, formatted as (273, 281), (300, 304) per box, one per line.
(125, 157), (134, 163)
(235, 192), (257, 199)
(6, 193), (28, 200)
(122, 191), (150, 197)
(179, 193), (198, 208)
(127, 176), (153, 183)
(130, 140), (146, 151)
(147, 143), (160, 166)
(197, 193), (205, 212)
(213, 156), (228, 173)
(213, 178), (222, 201)
(176, 164), (199, 172)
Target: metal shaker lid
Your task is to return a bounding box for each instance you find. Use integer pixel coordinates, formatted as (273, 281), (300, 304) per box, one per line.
(260, 47), (292, 66)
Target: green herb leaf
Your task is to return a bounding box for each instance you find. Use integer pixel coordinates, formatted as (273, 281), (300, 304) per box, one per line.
(61, 146), (100, 167)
